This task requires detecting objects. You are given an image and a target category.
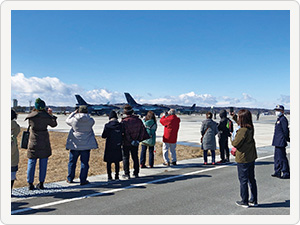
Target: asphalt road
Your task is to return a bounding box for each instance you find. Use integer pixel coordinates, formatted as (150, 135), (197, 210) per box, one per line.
(11, 147), (290, 216)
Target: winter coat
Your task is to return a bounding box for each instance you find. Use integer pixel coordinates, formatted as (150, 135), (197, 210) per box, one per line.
(231, 127), (257, 164)
(201, 119), (218, 151)
(102, 119), (123, 163)
(11, 120), (20, 168)
(160, 115), (180, 144)
(121, 115), (150, 147)
(66, 112), (98, 150)
(218, 110), (233, 139)
(141, 119), (157, 146)
(272, 114), (290, 147)
(25, 110), (57, 159)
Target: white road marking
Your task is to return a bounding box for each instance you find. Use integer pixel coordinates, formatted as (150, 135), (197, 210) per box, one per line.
(11, 154), (274, 215)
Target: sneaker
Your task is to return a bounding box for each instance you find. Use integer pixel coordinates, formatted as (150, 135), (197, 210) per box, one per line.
(281, 174), (290, 179)
(115, 175), (120, 180)
(171, 161), (177, 166)
(203, 162), (208, 165)
(80, 180), (90, 185)
(28, 183), (34, 191)
(108, 177), (113, 182)
(163, 162), (170, 166)
(249, 200), (258, 207)
(134, 174), (139, 178)
(122, 174), (130, 180)
(140, 164), (147, 168)
(217, 160), (225, 164)
(66, 179), (74, 184)
(149, 165), (154, 168)
(235, 201), (249, 208)
(36, 182), (45, 190)
(212, 162), (215, 165)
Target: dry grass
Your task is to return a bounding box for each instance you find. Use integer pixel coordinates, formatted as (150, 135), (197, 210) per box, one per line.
(14, 128), (216, 188)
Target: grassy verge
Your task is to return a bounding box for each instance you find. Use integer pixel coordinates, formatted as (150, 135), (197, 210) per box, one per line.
(14, 128), (213, 188)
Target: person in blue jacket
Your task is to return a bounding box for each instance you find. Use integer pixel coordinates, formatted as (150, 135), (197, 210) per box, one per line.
(271, 105), (290, 179)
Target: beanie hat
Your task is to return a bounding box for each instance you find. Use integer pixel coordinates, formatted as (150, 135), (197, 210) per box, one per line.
(219, 109), (227, 119)
(78, 105), (88, 113)
(35, 98), (46, 110)
(123, 104), (133, 115)
(109, 110), (118, 120)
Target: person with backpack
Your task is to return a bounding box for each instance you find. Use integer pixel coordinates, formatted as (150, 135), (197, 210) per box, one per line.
(217, 109), (233, 163)
(140, 111), (157, 168)
(102, 111), (123, 181)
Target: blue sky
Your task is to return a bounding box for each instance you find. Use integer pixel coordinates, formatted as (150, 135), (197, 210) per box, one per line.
(11, 10), (290, 108)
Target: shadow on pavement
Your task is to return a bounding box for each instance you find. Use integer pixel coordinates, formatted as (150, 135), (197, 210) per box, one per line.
(257, 200), (290, 208)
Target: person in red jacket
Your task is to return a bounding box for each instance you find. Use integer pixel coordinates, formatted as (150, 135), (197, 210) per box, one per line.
(160, 109), (181, 166)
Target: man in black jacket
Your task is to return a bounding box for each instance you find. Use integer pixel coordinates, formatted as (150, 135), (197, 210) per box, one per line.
(217, 109), (233, 163)
(271, 105), (290, 179)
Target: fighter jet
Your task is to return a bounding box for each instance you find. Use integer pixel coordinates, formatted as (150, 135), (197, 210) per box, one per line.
(124, 92), (169, 117)
(75, 94), (119, 116)
(177, 104), (196, 115)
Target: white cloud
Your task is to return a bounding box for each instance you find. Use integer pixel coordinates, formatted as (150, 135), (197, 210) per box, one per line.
(11, 74), (288, 109)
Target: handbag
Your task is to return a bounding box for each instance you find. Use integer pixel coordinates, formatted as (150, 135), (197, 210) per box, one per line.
(200, 126), (210, 143)
(20, 125), (30, 149)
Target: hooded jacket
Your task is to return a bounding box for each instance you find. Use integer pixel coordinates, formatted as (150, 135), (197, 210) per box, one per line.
(11, 120), (20, 168)
(201, 118), (218, 150)
(160, 115), (180, 144)
(66, 112), (98, 150)
(141, 119), (157, 146)
(25, 110), (57, 159)
(121, 115), (150, 147)
(102, 118), (123, 163)
(218, 110), (233, 138)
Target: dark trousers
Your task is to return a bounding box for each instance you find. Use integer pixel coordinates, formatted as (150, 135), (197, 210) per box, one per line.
(123, 145), (139, 176)
(219, 136), (229, 161)
(203, 150), (215, 163)
(140, 145), (154, 167)
(274, 147), (290, 176)
(67, 150), (90, 183)
(106, 162), (120, 179)
(237, 161), (258, 204)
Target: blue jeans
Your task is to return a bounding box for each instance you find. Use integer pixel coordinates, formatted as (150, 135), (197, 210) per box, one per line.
(67, 150), (90, 183)
(237, 161), (258, 204)
(27, 158), (48, 183)
(140, 145), (154, 167)
(203, 150), (215, 163)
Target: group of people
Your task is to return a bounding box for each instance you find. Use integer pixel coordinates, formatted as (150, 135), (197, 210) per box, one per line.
(11, 98), (290, 208)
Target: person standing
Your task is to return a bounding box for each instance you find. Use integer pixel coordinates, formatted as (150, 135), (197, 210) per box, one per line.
(25, 98), (57, 190)
(271, 105), (290, 179)
(217, 109), (233, 163)
(160, 109), (180, 166)
(11, 109), (20, 190)
(140, 111), (157, 168)
(201, 112), (218, 165)
(102, 111), (123, 181)
(121, 104), (149, 179)
(66, 106), (98, 185)
(231, 109), (258, 208)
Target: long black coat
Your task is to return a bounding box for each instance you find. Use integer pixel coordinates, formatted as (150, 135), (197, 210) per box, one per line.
(101, 119), (123, 163)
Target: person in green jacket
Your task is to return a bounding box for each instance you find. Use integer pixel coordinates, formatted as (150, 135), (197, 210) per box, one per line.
(231, 109), (258, 208)
(140, 111), (157, 168)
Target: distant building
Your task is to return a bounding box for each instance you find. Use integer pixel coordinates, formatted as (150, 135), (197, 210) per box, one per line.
(13, 99), (18, 108)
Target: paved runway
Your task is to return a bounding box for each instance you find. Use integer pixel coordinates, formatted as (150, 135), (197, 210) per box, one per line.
(10, 113), (292, 221)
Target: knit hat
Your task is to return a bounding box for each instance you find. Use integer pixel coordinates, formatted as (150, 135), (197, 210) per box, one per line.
(123, 104), (133, 115)
(78, 105), (88, 113)
(109, 110), (118, 120)
(35, 98), (46, 110)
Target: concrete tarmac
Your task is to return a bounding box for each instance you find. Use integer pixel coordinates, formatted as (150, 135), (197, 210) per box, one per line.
(11, 113), (291, 218)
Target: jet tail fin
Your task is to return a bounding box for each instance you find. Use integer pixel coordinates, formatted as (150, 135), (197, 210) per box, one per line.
(191, 104), (196, 110)
(124, 93), (138, 106)
(75, 95), (88, 105)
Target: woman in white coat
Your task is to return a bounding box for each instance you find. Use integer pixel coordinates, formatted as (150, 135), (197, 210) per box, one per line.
(65, 106), (98, 185)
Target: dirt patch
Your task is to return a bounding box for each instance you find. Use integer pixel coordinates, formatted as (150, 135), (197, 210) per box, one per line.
(14, 128), (217, 188)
